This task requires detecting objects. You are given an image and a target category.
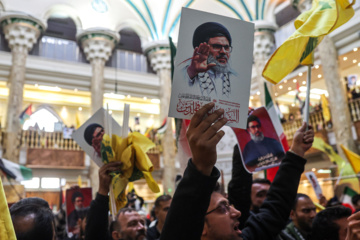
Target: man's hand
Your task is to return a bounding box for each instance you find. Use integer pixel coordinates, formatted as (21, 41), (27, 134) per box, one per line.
(187, 43), (216, 79)
(186, 102), (227, 176)
(98, 162), (122, 196)
(290, 122), (314, 157)
(346, 211), (360, 240)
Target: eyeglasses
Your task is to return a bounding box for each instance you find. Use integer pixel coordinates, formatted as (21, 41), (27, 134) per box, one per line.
(209, 44), (233, 53)
(249, 125), (261, 130)
(206, 202), (234, 215)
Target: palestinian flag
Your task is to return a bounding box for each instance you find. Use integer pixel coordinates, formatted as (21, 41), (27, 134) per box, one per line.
(19, 104), (32, 125)
(0, 158), (32, 181)
(264, 83), (289, 181)
(157, 118), (167, 134)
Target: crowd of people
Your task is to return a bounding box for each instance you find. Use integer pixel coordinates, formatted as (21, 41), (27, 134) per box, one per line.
(6, 103), (360, 240)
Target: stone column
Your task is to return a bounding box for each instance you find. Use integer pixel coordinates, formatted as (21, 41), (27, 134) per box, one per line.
(318, 36), (359, 154)
(0, 14), (45, 162)
(253, 20), (277, 106)
(78, 29), (119, 195)
(143, 40), (176, 195)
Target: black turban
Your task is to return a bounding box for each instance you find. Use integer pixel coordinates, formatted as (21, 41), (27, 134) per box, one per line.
(192, 22), (232, 48)
(84, 123), (103, 145)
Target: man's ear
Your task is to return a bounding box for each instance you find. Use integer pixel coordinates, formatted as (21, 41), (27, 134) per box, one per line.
(290, 209), (295, 220)
(112, 231), (121, 240)
(202, 220), (209, 237)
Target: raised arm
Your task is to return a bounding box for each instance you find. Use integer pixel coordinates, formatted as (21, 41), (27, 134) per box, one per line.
(161, 103), (227, 240)
(242, 122), (314, 240)
(85, 162), (121, 240)
(187, 43), (216, 79)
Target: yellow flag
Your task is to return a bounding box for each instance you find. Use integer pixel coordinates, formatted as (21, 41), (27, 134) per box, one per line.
(262, 0), (355, 84)
(76, 113), (81, 129)
(77, 175), (82, 187)
(0, 178), (16, 240)
(340, 144), (360, 174)
(321, 95), (331, 122)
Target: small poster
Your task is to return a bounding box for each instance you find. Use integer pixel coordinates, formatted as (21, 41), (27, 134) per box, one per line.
(168, 8), (254, 129)
(348, 74), (358, 89)
(233, 107), (285, 173)
(305, 171), (323, 199)
(66, 187), (92, 234)
(71, 108), (122, 166)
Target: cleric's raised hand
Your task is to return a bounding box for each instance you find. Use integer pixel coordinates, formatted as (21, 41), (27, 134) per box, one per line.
(187, 42), (216, 79)
(186, 102), (227, 176)
(290, 122), (314, 157)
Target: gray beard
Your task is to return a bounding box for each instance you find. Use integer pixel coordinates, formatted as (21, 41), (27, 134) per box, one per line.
(250, 132), (264, 143)
(208, 54), (231, 73)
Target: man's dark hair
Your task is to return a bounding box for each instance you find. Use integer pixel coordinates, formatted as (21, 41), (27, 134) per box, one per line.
(84, 123), (103, 145)
(253, 178), (271, 185)
(154, 195), (172, 209)
(192, 22), (232, 48)
(247, 115), (261, 129)
(311, 206), (351, 240)
(109, 220), (120, 233)
(352, 194), (360, 206)
(292, 193), (311, 210)
(10, 197), (49, 210)
(10, 199), (55, 240)
(71, 191), (84, 203)
(113, 207), (138, 233)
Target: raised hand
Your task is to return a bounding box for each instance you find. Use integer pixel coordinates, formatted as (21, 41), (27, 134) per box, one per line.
(347, 211), (360, 240)
(290, 122), (314, 157)
(98, 162), (122, 196)
(186, 102), (228, 176)
(187, 43), (217, 79)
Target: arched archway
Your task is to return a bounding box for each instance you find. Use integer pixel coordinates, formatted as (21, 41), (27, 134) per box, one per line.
(23, 105), (63, 132)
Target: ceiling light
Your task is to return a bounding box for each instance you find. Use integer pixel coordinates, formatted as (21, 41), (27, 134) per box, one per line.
(38, 85), (61, 92)
(127, 95), (131, 98)
(137, 113), (141, 117)
(315, 65), (319, 69)
(250, 96), (254, 100)
(312, 168), (316, 172)
(318, 169), (331, 174)
(284, 80), (287, 83)
(354, 48), (358, 52)
(143, 97), (147, 100)
(358, 63), (360, 67)
(279, 85), (283, 89)
(275, 92), (278, 96)
(302, 81), (306, 85)
(78, 107), (82, 111)
(353, 59), (357, 63)
(104, 93), (125, 99)
(109, 110), (112, 114)
(256, 91), (260, 95)
(74, 88), (78, 92)
(151, 99), (160, 104)
(291, 103), (295, 107)
(343, 56), (348, 61)
(318, 74), (322, 78)
(293, 79), (297, 83)
(298, 73), (303, 76)
(35, 83), (38, 87)
(288, 87), (292, 90)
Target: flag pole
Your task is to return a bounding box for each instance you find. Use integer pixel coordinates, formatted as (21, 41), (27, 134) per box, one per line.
(304, 65), (312, 130)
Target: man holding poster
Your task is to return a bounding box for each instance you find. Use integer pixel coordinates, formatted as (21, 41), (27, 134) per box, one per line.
(182, 22), (235, 98)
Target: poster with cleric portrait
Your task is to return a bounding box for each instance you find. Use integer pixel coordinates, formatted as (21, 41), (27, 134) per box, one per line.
(168, 8), (254, 129)
(232, 107), (285, 173)
(71, 108), (122, 167)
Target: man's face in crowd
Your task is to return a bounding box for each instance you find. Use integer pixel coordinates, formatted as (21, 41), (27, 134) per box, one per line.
(291, 197), (316, 232)
(251, 183), (270, 211)
(118, 211), (146, 240)
(334, 217), (348, 240)
(74, 197), (84, 210)
(202, 192), (242, 240)
(91, 126), (104, 156)
(155, 199), (172, 225)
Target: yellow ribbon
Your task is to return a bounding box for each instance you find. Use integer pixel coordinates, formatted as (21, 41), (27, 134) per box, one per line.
(101, 132), (160, 211)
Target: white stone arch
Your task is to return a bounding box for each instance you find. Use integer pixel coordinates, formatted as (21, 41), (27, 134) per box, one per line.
(23, 105), (63, 132)
(0, 1), (5, 12)
(42, 4), (83, 34)
(115, 20), (152, 46)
